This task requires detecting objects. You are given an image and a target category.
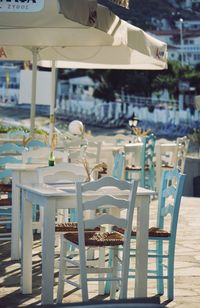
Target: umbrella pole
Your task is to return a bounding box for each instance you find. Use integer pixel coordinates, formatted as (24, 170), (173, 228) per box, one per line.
(49, 60), (56, 146)
(30, 47), (38, 135)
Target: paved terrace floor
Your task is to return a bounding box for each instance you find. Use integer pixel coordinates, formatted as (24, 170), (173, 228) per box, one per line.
(0, 196), (200, 307)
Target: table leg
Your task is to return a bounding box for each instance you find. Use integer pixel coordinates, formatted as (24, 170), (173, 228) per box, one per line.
(134, 196), (150, 297)
(11, 172), (21, 260)
(41, 200), (56, 305)
(21, 190), (32, 294)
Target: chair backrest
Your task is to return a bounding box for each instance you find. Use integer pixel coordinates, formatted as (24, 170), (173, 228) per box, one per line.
(174, 136), (189, 173)
(37, 162), (87, 184)
(157, 168), (185, 239)
(68, 140), (101, 164)
(7, 130), (28, 139)
(140, 134), (156, 188)
(22, 147), (66, 164)
(25, 139), (47, 149)
(76, 176), (138, 295)
(0, 143), (24, 155)
(112, 152), (125, 180)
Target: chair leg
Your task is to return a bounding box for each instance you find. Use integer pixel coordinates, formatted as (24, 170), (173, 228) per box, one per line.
(110, 247), (118, 300)
(98, 247), (105, 295)
(57, 236), (67, 303)
(156, 240), (164, 295)
(79, 247), (89, 302)
(167, 247), (175, 300)
(104, 247), (112, 294)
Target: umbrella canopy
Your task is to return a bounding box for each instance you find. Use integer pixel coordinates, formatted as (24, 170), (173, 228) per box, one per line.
(0, 0), (167, 135)
(0, 0), (167, 68)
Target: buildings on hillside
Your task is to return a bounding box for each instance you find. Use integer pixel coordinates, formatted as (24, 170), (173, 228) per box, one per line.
(151, 28), (200, 66)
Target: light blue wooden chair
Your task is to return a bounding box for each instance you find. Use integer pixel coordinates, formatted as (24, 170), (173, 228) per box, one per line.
(0, 156), (22, 240)
(0, 143), (24, 155)
(7, 130), (28, 139)
(116, 168), (185, 300)
(112, 152), (125, 180)
(125, 133), (156, 190)
(26, 139), (47, 149)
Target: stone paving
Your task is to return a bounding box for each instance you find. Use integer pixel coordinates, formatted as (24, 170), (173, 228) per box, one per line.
(0, 196), (200, 307)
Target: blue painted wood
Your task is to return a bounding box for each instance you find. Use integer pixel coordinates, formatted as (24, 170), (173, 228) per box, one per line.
(26, 139), (47, 149)
(0, 143), (24, 155)
(112, 152), (125, 180)
(129, 168), (186, 300)
(125, 133), (156, 190)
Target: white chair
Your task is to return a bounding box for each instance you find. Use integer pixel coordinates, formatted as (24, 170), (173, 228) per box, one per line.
(57, 176), (138, 302)
(22, 147), (66, 164)
(160, 136), (189, 173)
(37, 162), (87, 231)
(68, 140), (102, 164)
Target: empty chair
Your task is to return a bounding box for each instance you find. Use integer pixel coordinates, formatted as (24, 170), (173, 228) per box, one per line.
(57, 176), (138, 302)
(160, 136), (189, 173)
(68, 140), (102, 164)
(7, 130), (28, 139)
(174, 136), (189, 173)
(0, 143), (24, 156)
(22, 147), (66, 164)
(25, 139), (47, 149)
(125, 134), (156, 190)
(0, 156), (22, 240)
(37, 162), (87, 230)
(116, 168), (185, 300)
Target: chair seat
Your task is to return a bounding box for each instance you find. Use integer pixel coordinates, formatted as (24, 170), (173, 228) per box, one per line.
(64, 231), (124, 246)
(0, 198), (12, 206)
(125, 165), (142, 171)
(55, 222), (100, 233)
(114, 226), (170, 238)
(125, 164), (150, 171)
(55, 222), (79, 232)
(161, 164), (174, 169)
(0, 183), (12, 193)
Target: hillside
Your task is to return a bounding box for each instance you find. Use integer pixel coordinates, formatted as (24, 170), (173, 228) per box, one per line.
(100, 0), (200, 30)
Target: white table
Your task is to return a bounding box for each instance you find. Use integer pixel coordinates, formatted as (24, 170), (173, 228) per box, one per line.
(5, 163), (47, 260)
(19, 183), (153, 305)
(155, 143), (177, 193)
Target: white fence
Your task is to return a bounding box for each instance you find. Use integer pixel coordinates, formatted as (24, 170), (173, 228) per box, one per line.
(56, 97), (200, 129)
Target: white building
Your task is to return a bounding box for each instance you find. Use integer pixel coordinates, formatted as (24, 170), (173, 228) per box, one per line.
(150, 30), (200, 66)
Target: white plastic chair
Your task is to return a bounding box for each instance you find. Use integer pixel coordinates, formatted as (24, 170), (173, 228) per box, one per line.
(57, 176), (138, 302)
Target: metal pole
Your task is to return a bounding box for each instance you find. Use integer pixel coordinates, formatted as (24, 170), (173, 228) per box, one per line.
(30, 47), (38, 134)
(180, 18), (184, 66)
(49, 60), (56, 146)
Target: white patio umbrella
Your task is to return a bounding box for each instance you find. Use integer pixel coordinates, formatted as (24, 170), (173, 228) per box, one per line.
(0, 0), (167, 136)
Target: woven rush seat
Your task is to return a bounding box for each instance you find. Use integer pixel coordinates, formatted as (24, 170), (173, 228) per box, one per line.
(64, 231), (124, 246)
(0, 183), (12, 193)
(113, 226), (170, 238)
(161, 164), (173, 169)
(125, 164), (150, 171)
(55, 222), (100, 232)
(0, 198), (12, 206)
(125, 165), (142, 171)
